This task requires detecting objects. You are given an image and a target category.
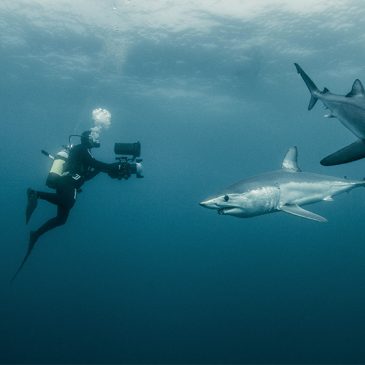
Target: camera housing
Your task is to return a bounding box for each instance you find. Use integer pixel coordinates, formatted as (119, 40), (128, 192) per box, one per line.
(114, 142), (143, 179)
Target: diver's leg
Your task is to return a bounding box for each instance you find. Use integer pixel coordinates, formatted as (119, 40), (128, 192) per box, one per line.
(26, 176), (74, 223)
(31, 205), (71, 243)
(37, 176), (76, 206)
(26, 188), (62, 224)
(37, 191), (62, 205)
(30, 183), (76, 243)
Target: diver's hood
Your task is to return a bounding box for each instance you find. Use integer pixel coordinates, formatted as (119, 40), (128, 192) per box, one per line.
(80, 130), (100, 148)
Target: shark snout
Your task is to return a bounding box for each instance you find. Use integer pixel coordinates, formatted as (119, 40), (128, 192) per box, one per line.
(199, 199), (218, 209)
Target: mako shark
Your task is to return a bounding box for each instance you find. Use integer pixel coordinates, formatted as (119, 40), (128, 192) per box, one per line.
(295, 63), (365, 166)
(200, 147), (364, 222)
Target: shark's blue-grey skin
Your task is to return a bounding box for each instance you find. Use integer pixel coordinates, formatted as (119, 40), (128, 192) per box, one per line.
(200, 147), (365, 222)
(295, 63), (365, 166)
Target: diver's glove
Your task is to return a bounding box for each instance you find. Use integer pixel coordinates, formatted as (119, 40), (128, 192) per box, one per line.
(108, 163), (120, 179)
(108, 162), (131, 179)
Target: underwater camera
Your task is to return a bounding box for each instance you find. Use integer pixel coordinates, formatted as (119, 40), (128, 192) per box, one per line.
(114, 142), (144, 179)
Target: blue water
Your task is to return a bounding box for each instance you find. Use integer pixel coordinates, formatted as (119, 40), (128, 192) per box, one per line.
(2, 1), (365, 363)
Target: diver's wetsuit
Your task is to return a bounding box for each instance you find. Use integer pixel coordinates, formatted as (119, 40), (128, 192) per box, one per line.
(32, 144), (114, 242)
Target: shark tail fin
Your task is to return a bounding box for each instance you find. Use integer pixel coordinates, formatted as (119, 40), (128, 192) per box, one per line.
(294, 63), (320, 110)
(308, 95), (318, 110)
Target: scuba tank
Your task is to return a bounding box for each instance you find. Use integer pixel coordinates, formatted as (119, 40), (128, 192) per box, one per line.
(42, 135), (82, 188)
(43, 146), (71, 189)
(42, 135), (83, 189)
(42, 133), (97, 189)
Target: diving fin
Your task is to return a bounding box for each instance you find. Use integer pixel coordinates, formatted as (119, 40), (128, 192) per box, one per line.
(320, 140), (365, 166)
(280, 204), (327, 223)
(26, 188), (38, 224)
(11, 231), (38, 282)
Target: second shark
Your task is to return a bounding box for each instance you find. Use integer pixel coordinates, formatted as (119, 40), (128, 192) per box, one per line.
(295, 63), (365, 166)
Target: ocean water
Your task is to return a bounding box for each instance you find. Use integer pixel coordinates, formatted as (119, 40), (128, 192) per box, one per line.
(1, 1), (365, 363)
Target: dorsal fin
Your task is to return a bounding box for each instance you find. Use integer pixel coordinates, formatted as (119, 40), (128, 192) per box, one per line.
(282, 146), (301, 172)
(346, 79), (365, 97)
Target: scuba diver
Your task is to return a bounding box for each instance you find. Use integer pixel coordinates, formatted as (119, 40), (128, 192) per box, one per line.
(13, 130), (124, 281)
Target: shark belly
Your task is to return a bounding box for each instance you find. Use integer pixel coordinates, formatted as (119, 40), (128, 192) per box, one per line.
(336, 113), (365, 139)
(323, 99), (365, 139)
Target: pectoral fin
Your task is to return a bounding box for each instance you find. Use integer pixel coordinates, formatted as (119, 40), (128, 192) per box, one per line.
(321, 140), (365, 166)
(280, 204), (327, 223)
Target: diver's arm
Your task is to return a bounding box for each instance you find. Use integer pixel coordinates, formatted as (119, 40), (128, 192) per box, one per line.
(81, 148), (114, 173)
(83, 169), (100, 181)
(89, 158), (114, 173)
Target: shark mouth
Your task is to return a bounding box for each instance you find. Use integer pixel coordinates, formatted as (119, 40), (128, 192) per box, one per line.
(218, 207), (240, 215)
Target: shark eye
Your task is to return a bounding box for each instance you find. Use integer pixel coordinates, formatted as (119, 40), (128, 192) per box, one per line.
(224, 195), (229, 202)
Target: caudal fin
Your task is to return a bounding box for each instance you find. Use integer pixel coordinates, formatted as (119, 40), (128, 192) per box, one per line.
(294, 63), (320, 110)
